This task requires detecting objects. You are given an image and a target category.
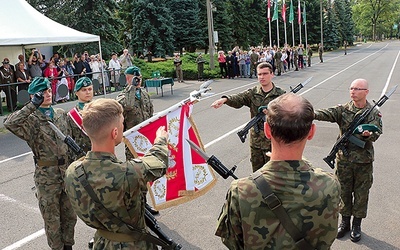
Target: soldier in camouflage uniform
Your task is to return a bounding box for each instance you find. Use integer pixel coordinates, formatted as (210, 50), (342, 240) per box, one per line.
(67, 77), (93, 161)
(64, 99), (169, 250)
(4, 77), (77, 250)
(314, 78), (382, 242)
(211, 62), (286, 172)
(116, 66), (154, 161)
(215, 93), (341, 249)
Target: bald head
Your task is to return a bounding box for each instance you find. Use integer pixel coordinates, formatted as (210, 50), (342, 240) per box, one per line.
(351, 78), (368, 89)
(266, 93), (314, 144)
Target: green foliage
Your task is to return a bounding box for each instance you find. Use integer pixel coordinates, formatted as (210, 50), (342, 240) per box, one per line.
(136, 53), (220, 80)
(324, 2), (341, 50)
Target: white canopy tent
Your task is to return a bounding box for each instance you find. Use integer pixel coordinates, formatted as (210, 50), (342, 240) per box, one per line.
(0, 0), (101, 64)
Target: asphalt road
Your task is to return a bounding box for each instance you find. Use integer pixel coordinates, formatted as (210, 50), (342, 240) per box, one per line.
(1, 41), (400, 250)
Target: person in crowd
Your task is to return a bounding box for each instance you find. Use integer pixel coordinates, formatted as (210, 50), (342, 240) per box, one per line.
(307, 44), (313, 67)
(211, 62), (286, 172)
(215, 93), (341, 249)
(120, 49), (133, 69)
(250, 48), (259, 78)
(15, 54), (28, 71)
(64, 98), (168, 249)
(43, 61), (59, 104)
(218, 51), (227, 78)
(109, 52), (121, 90)
(15, 61), (31, 91)
(226, 51), (235, 79)
(28, 49), (43, 78)
(0, 58), (17, 111)
(314, 78), (382, 242)
(4, 77), (77, 250)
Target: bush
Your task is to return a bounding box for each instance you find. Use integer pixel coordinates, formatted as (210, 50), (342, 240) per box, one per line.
(133, 53), (221, 80)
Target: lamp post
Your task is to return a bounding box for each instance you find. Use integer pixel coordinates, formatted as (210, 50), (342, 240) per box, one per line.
(320, 0), (324, 47)
(207, 0), (215, 69)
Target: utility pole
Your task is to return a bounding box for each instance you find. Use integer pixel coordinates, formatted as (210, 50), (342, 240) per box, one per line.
(206, 0), (215, 69)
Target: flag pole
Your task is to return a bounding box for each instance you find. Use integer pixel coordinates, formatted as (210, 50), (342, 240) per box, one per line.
(304, 2), (308, 48)
(268, 0), (272, 47)
(298, 0), (302, 45)
(283, 0), (287, 46)
(290, 0), (295, 46)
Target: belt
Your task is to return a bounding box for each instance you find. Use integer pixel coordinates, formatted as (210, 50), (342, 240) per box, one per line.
(96, 229), (143, 242)
(34, 158), (66, 167)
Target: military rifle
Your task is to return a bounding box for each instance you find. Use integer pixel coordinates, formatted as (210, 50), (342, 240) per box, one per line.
(323, 85), (397, 169)
(237, 77), (312, 143)
(186, 139), (238, 180)
(48, 121), (182, 250)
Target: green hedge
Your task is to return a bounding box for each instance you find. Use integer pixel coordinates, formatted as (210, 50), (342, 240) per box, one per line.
(132, 53), (221, 80)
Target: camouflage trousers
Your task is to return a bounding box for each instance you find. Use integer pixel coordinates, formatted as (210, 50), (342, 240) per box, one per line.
(336, 160), (373, 218)
(93, 230), (157, 250)
(34, 164), (77, 250)
(250, 146), (271, 172)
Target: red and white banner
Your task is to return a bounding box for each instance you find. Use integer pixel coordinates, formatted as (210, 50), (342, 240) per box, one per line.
(123, 102), (217, 210)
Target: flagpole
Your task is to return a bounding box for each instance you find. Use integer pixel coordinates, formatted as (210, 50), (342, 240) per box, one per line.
(290, 0), (295, 46)
(283, 0), (287, 46)
(277, 18), (280, 47)
(304, 2), (308, 48)
(268, 0), (272, 47)
(298, 0), (302, 45)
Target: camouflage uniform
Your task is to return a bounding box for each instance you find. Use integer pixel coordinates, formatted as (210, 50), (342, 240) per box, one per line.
(215, 160), (341, 249)
(4, 102), (77, 250)
(315, 101), (382, 218)
(223, 84), (285, 172)
(65, 136), (168, 250)
(67, 102), (92, 162)
(116, 85), (153, 160)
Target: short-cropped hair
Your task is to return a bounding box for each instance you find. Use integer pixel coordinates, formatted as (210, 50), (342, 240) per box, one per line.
(82, 98), (123, 139)
(266, 93), (314, 144)
(257, 62), (273, 72)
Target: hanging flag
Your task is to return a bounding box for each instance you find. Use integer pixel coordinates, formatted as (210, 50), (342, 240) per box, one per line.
(124, 102), (217, 210)
(289, 0), (294, 23)
(303, 2), (306, 25)
(267, 0), (271, 22)
(298, 0), (301, 24)
(272, 0), (278, 21)
(282, 0), (286, 23)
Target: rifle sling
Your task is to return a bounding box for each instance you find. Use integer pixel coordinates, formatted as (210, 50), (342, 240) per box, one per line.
(75, 163), (171, 249)
(251, 171), (315, 250)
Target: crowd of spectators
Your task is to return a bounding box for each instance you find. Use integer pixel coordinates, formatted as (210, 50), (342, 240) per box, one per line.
(217, 44), (316, 79)
(0, 49), (136, 112)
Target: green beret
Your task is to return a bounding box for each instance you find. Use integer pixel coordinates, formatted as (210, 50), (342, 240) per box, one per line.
(353, 124), (382, 134)
(27, 77), (51, 94)
(125, 66), (141, 76)
(74, 77), (92, 93)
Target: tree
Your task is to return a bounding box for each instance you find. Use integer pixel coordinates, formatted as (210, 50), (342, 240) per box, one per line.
(323, 0), (341, 50)
(168, 0), (205, 53)
(131, 0), (175, 57)
(27, 0), (123, 57)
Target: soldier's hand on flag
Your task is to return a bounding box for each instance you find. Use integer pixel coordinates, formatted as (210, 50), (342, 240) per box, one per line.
(156, 126), (168, 140)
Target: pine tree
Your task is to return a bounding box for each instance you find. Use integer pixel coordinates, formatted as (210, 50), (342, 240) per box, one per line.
(323, 1), (340, 50)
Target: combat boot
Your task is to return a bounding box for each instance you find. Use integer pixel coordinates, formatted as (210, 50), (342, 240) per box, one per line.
(350, 217), (362, 242)
(337, 215), (351, 238)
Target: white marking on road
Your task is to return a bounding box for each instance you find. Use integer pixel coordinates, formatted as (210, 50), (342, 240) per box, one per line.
(0, 152), (32, 164)
(381, 49), (400, 97)
(2, 229), (45, 250)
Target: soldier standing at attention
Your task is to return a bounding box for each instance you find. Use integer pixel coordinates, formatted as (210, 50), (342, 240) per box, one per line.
(314, 78), (382, 242)
(4, 77), (77, 250)
(211, 62), (285, 172)
(67, 77), (94, 161)
(318, 43), (324, 63)
(215, 93), (341, 249)
(64, 98), (169, 249)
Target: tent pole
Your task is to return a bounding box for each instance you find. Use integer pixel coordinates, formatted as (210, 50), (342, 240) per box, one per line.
(98, 40), (107, 97)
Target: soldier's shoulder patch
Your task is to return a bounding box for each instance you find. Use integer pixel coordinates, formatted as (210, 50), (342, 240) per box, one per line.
(132, 158), (142, 163)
